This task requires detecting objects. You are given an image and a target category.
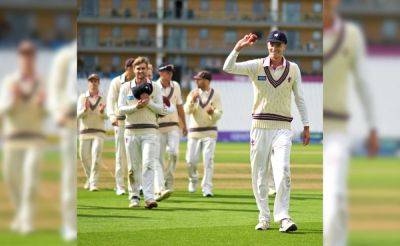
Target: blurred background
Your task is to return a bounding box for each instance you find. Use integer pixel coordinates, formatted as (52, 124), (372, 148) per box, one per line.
(0, 0), (76, 245)
(77, 0), (323, 142)
(326, 0), (400, 245)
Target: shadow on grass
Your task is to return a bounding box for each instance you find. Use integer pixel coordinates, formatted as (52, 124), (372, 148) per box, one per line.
(78, 204), (258, 213)
(78, 213), (149, 219)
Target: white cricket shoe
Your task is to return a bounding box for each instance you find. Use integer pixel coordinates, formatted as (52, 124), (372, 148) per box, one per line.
(115, 187), (126, 196)
(202, 192), (214, 197)
(268, 189), (276, 196)
(279, 218), (297, 232)
(255, 221), (270, 230)
(83, 180), (90, 190)
(156, 189), (172, 202)
(188, 182), (197, 193)
(89, 185), (99, 192)
(61, 226), (77, 241)
(144, 199), (158, 209)
(129, 197), (140, 208)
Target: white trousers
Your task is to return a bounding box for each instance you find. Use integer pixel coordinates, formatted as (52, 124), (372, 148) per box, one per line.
(79, 137), (104, 186)
(186, 137), (216, 194)
(114, 122), (127, 190)
(60, 127), (77, 237)
(2, 143), (42, 230)
(250, 128), (292, 223)
(125, 133), (157, 201)
(324, 133), (350, 246)
(154, 129), (180, 193)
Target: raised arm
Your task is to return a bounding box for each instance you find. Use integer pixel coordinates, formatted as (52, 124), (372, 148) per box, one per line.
(223, 33), (259, 76)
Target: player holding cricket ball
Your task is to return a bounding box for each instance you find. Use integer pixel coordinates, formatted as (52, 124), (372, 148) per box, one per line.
(223, 30), (310, 232)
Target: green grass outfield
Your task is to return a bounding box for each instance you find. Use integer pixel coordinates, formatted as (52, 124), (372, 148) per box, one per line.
(78, 142), (323, 246)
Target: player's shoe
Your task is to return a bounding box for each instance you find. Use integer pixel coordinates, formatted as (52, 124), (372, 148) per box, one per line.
(115, 187), (126, 196)
(255, 221), (270, 230)
(202, 192), (214, 197)
(155, 189), (172, 202)
(129, 196), (140, 208)
(268, 189), (276, 196)
(61, 226), (77, 241)
(144, 199), (158, 209)
(188, 181), (197, 193)
(83, 180), (90, 190)
(279, 218), (297, 232)
(89, 185), (99, 192)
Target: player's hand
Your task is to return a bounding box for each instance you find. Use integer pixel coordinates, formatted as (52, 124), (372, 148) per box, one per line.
(137, 97), (149, 108)
(99, 103), (106, 113)
(140, 93), (149, 100)
(182, 127), (188, 136)
(111, 119), (119, 126)
(234, 33), (258, 52)
(207, 106), (214, 115)
(191, 90), (200, 103)
(84, 98), (90, 111)
(36, 90), (45, 106)
(367, 129), (379, 157)
(302, 126), (310, 146)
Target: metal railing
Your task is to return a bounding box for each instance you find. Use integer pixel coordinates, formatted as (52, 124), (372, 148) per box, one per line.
(78, 8), (322, 24)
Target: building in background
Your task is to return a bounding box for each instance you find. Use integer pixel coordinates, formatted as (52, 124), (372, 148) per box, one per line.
(339, 0), (400, 47)
(77, 0), (323, 81)
(0, 0), (75, 48)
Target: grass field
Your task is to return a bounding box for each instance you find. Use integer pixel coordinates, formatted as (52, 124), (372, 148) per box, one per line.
(77, 141), (323, 246)
(1, 140), (398, 245)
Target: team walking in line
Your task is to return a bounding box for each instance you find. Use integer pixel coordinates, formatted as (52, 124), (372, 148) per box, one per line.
(77, 30), (310, 232)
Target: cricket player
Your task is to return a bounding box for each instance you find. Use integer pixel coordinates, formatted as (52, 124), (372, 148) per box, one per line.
(77, 74), (107, 192)
(324, 0), (378, 245)
(223, 31), (310, 232)
(47, 41), (78, 241)
(154, 64), (188, 201)
(0, 41), (46, 234)
(118, 57), (174, 209)
(184, 71), (222, 197)
(107, 58), (135, 195)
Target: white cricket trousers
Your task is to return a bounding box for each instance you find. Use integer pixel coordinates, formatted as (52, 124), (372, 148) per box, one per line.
(154, 129), (180, 193)
(61, 127), (77, 236)
(2, 143), (42, 230)
(186, 137), (216, 194)
(125, 133), (157, 201)
(114, 122), (127, 190)
(79, 137), (104, 187)
(324, 133), (349, 246)
(250, 128), (293, 223)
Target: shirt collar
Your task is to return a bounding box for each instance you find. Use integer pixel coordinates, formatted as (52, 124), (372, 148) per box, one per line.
(325, 15), (342, 35)
(85, 90), (102, 97)
(263, 57), (286, 68)
(131, 78), (151, 88)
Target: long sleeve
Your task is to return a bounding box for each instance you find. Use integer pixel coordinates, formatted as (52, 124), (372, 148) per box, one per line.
(106, 78), (118, 121)
(147, 85), (174, 115)
(118, 85), (138, 115)
(184, 92), (198, 114)
(77, 95), (87, 119)
(209, 94), (223, 122)
(292, 65), (310, 127)
(0, 77), (15, 116)
(352, 27), (376, 129)
(223, 49), (258, 76)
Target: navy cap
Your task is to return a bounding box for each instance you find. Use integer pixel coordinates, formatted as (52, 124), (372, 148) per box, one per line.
(125, 57), (135, 69)
(193, 71), (212, 81)
(88, 73), (100, 81)
(267, 30), (287, 44)
(158, 64), (174, 72)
